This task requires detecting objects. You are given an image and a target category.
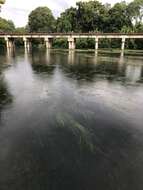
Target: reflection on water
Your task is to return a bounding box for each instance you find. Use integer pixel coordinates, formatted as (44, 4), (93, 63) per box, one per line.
(126, 64), (142, 83)
(68, 50), (75, 65)
(0, 49), (143, 190)
(0, 56), (13, 125)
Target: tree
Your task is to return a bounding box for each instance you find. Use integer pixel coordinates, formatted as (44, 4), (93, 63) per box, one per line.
(56, 1), (108, 33)
(76, 1), (108, 32)
(56, 7), (77, 32)
(15, 27), (27, 34)
(0, 17), (15, 32)
(127, 0), (143, 25)
(0, 0), (5, 4)
(0, 0), (5, 12)
(28, 7), (55, 32)
(107, 1), (132, 32)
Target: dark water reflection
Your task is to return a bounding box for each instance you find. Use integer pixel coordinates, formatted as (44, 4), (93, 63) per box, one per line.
(0, 49), (143, 190)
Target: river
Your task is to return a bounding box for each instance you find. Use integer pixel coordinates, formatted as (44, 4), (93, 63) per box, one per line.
(0, 49), (143, 190)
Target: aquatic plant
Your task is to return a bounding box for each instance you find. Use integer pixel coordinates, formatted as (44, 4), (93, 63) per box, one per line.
(56, 113), (95, 153)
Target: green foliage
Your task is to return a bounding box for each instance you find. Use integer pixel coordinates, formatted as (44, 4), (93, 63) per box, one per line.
(15, 27), (26, 34)
(27, 1), (143, 36)
(0, 0), (5, 4)
(76, 1), (108, 32)
(107, 2), (132, 32)
(55, 0), (143, 37)
(56, 7), (77, 32)
(28, 7), (55, 32)
(0, 0), (5, 10)
(56, 1), (108, 32)
(99, 38), (121, 49)
(76, 38), (95, 49)
(127, 0), (143, 25)
(0, 17), (15, 32)
(0, 17), (15, 46)
(99, 39), (112, 49)
(53, 38), (68, 49)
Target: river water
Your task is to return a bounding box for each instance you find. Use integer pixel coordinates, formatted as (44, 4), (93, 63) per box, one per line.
(0, 49), (143, 190)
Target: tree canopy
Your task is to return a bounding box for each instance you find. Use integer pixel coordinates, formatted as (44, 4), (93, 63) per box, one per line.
(0, 0), (5, 4)
(26, 0), (143, 33)
(28, 7), (55, 32)
(56, 0), (143, 33)
(0, 17), (15, 32)
(56, 7), (77, 32)
(0, 0), (5, 11)
(127, 0), (143, 25)
(76, 1), (108, 32)
(106, 2), (132, 32)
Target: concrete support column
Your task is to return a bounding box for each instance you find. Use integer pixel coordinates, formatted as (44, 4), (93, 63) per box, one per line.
(45, 38), (52, 49)
(5, 37), (15, 49)
(121, 38), (126, 51)
(68, 37), (75, 50)
(23, 37), (31, 51)
(95, 37), (99, 51)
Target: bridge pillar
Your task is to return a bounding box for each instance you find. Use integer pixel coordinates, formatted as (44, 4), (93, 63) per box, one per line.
(23, 37), (31, 50)
(121, 38), (126, 51)
(5, 37), (15, 49)
(95, 37), (99, 50)
(68, 37), (75, 50)
(45, 38), (52, 49)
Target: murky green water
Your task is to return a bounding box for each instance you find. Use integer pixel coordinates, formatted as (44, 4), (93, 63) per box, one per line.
(0, 49), (143, 190)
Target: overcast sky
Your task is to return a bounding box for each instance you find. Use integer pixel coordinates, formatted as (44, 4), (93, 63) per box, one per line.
(1, 0), (132, 27)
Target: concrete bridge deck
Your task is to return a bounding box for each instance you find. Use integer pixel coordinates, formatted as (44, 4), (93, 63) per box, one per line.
(0, 33), (143, 51)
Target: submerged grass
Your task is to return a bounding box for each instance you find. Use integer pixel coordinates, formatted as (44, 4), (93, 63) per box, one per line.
(56, 113), (95, 153)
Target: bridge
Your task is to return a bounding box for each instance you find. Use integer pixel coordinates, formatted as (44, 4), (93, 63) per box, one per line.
(0, 33), (143, 51)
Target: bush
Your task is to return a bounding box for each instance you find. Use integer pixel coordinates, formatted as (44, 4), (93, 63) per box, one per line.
(52, 38), (68, 49)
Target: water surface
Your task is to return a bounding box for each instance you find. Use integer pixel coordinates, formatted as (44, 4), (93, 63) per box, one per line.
(0, 49), (143, 190)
